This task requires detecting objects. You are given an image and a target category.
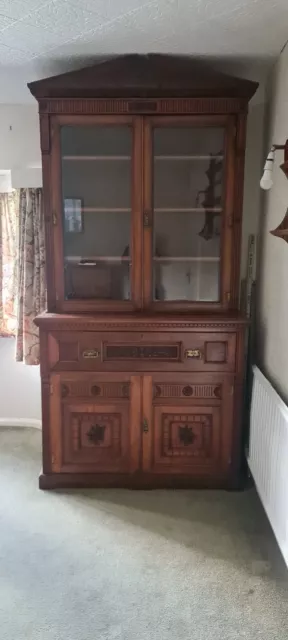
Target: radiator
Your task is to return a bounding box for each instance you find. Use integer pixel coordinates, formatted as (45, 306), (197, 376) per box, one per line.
(248, 365), (288, 567)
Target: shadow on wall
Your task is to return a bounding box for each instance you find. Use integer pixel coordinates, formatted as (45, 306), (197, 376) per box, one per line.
(241, 101), (265, 279)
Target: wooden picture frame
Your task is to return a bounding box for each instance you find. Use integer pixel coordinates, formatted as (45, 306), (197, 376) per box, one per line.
(64, 198), (83, 233)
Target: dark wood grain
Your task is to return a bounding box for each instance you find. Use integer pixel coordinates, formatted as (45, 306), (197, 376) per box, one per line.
(143, 117), (152, 308)
(39, 471), (232, 490)
(231, 113), (247, 306)
(32, 56), (253, 489)
(221, 115), (236, 308)
(35, 312), (248, 330)
(132, 117), (143, 308)
(28, 54), (258, 101)
(229, 326), (247, 488)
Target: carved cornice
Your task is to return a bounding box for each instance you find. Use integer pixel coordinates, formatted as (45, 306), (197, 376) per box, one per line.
(39, 97), (247, 115)
(36, 321), (246, 331)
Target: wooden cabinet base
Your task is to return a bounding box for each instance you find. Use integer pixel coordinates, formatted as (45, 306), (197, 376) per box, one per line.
(39, 471), (237, 491)
(36, 312), (247, 490)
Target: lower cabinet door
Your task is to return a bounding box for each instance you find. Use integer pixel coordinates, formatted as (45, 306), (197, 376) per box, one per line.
(142, 374), (234, 477)
(49, 373), (141, 473)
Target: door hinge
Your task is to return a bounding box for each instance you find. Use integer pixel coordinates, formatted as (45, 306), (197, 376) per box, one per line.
(52, 211), (57, 225)
(225, 291), (231, 303)
(230, 383), (234, 396)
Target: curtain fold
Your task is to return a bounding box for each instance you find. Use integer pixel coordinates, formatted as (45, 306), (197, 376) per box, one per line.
(16, 188), (46, 365)
(0, 191), (19, 337)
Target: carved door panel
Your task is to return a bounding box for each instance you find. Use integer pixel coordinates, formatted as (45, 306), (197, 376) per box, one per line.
(142, 374), (234, 476)
(49, 373), (141, 473)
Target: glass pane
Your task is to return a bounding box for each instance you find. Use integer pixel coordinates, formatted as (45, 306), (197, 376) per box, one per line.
(61, 125), (132, 300)
(153, 126), (224, 302)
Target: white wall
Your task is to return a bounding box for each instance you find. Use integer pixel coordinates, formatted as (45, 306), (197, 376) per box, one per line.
(241, 100), (265, 278)
(0, 338), (41, 427)
(0, 104), (42, 188)
(257, 44), (288, 402)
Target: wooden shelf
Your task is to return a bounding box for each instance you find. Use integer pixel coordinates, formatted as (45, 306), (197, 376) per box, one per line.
(62, 155), (223, 162)
(154, 155), (224, 161)
(64, 207), (220, 214)
(153, 257), (220, 262)
(65, 256), (131, 263)
(64, 207), (131, 213)
(62, 155), (130, 161)
(154, 207), (222, 213)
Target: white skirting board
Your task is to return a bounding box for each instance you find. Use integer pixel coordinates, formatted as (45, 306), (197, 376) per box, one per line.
(0, 418), (41, 429)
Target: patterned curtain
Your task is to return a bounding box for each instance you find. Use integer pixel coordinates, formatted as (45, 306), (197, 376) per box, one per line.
(0, 191), (19, 337)
(16, 189), (46, 365)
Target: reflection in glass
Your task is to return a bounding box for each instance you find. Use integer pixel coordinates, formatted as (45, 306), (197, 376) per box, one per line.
(153, 126), (224, 302)
(60, 125), (132, 300)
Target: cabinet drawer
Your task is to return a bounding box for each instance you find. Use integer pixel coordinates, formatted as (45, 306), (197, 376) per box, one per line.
(48, 330), (236, 372)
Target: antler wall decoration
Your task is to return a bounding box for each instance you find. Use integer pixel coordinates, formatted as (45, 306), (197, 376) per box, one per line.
(195, 151), (222, 241)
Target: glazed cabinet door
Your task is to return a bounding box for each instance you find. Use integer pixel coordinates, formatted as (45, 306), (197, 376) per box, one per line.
(142, 374), (234, 479)
(50, 115), (142, 312)
(49, 373), (141, 474)
(143, 116), (235, 311)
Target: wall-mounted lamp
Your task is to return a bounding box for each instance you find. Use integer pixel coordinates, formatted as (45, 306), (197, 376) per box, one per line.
(260, 148), (275, 189)
(260, 139), (288, 243)
(260, 140), (288, 190)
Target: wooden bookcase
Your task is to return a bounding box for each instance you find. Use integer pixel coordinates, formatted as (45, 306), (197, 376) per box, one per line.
(29, 55), (258, 489)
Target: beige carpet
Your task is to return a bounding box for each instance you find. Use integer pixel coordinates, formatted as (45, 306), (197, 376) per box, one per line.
(0, 427), (287, 640)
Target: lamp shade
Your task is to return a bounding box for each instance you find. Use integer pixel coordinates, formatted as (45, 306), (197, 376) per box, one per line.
(260, 149), (275, 190)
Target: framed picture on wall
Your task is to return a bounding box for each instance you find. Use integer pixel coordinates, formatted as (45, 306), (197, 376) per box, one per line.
(64, 198), (83, 233)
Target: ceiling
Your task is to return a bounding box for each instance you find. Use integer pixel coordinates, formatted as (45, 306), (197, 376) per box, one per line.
(0, 0), (287, 102)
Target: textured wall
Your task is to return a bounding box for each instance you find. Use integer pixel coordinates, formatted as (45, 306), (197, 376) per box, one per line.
(257, 44), (288, 401)
(0, 104), (41, 188)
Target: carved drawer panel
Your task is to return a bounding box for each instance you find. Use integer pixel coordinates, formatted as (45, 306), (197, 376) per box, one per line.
(153, 382), (222, 400)
(103, 343), (181, 361)
(61, 380), (130, 399)
(48, 330), (237, 372)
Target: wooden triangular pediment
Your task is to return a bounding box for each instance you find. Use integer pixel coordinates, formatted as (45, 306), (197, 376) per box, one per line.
(28, 54), (258, 100)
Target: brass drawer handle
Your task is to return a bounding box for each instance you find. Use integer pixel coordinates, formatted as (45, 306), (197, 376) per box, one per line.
(185, 349), (202, 359)
(82, 349), (100, 359)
